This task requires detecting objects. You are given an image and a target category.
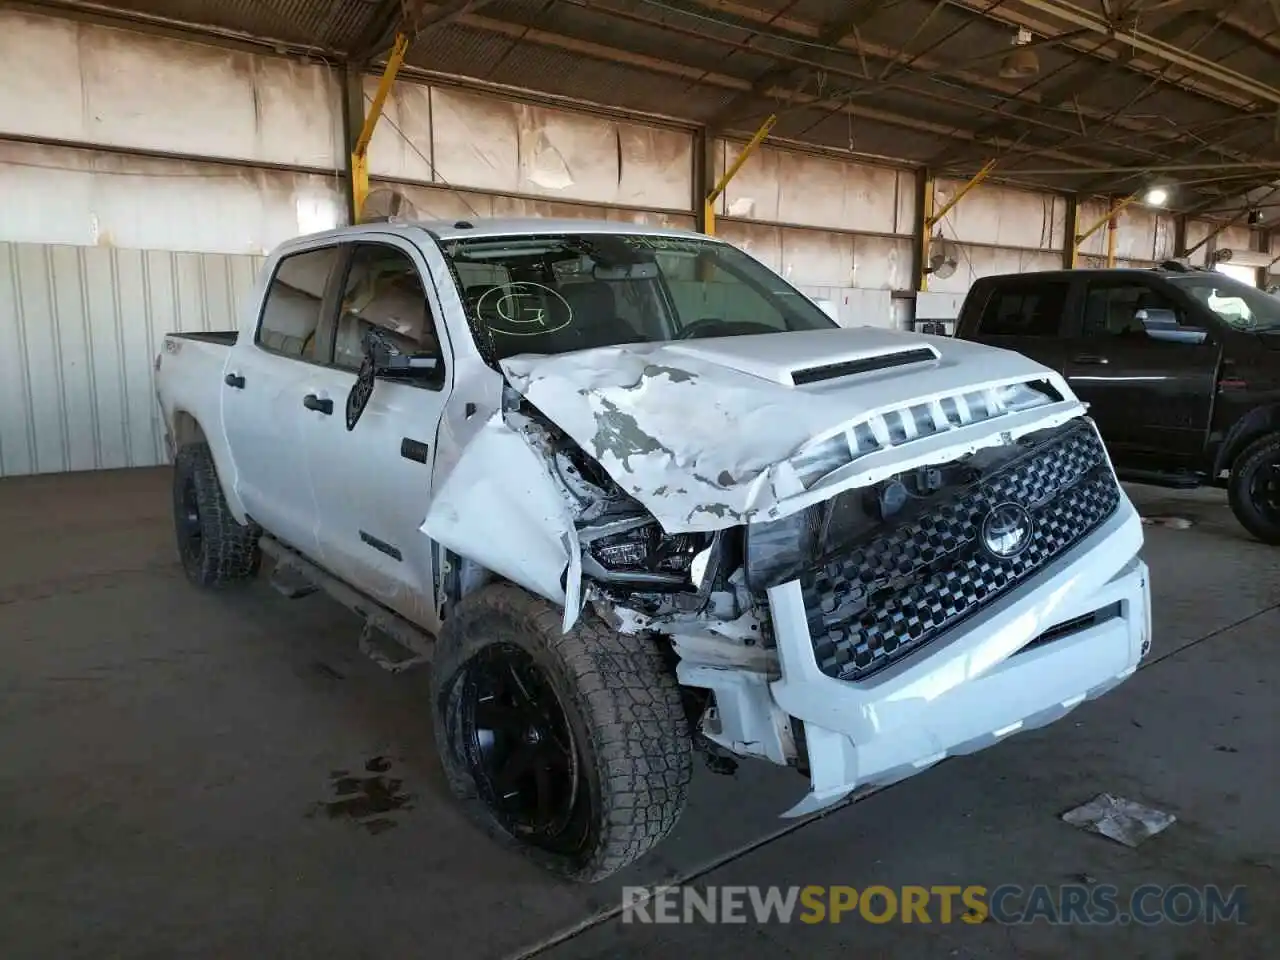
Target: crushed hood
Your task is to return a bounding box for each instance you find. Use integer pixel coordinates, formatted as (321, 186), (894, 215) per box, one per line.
(501, 327), (1080, 533)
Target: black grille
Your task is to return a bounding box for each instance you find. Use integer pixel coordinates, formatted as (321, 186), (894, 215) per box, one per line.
(801, 419), (1121, 682)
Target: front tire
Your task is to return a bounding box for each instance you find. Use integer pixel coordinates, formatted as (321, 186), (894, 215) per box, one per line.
(172, 442), (261, 586)
(431, 583), (692, 882)
(1228, 432), (1280, 544)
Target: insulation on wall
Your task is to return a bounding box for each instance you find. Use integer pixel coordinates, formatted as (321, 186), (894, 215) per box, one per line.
(370, 84), (695, 212)
(715, 142), (911, 235)
(933, 180), (1065, 251)
(924, 246), (1062, 296)
(0, 9), (343, 171)
(0, 243), (262, 476)
(716, 220), (911, 292)
(1077, 200), (1174, 261)
(0, 141), (345, 254)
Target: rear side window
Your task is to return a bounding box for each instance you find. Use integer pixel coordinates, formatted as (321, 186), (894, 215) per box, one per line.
(257, 246), (341, 361)
(975, 282), (1069, 337)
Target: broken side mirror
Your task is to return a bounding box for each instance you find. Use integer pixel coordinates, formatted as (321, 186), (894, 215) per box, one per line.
(345, 328), (441, 431)
(1135, 307), (1209, 346)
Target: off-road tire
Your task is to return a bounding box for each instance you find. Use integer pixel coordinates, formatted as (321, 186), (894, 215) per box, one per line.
(431, 582), (692, 882)
(172, 442), (261, 586)
(1228, 432), (1280, 545)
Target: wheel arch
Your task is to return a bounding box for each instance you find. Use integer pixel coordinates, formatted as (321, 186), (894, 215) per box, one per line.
(1214, 403), (1280, 475)
(168, 409), (249, 524)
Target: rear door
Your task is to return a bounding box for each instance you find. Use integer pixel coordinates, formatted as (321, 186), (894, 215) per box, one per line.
(1061, 277), (1219, 468)
(299, 236), (453, 630)
(958, 276), (1073, 373)
(222, 243), (345, 556)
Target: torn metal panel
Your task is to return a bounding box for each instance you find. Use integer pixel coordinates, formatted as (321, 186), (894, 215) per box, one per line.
(502, 327), (1084, 533)
(419, 410), (578, 607)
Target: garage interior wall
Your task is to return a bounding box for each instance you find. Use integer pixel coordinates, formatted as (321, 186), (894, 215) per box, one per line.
(0, 7), (1271, 478)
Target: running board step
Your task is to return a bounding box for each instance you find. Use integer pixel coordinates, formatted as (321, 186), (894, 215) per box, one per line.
(269, 564), (319, 599)
(358, 623), (429, 673)
(1115, 468), (1203, 490)
(259, 536), (436, 672)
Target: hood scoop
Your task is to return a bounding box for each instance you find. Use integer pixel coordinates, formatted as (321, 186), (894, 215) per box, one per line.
(789, 346), (940, 386)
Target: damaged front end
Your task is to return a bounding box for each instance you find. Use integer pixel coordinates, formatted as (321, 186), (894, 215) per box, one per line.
(423, 343), (1148, 818)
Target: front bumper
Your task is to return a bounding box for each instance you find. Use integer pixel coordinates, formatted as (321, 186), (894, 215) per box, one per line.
(766, 493), (1149, 817)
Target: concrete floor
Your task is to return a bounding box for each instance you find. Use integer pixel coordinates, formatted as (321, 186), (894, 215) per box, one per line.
(0, 469), (1275, 959)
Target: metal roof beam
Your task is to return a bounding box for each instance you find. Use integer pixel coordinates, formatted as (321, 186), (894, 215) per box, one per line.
(350, 0), (493, 62)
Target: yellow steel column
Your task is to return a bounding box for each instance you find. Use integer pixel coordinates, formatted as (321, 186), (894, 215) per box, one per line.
(918, 160), (996, 291)
(917, 170), (935, 292)
(351, 33), (410, 223)
(703, 115), (776, 237)
(1073, 195), (1136, 267)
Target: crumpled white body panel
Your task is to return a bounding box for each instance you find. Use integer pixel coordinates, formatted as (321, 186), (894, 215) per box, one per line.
(501, 327), (1083, 533)
(419, 412), (576, 607)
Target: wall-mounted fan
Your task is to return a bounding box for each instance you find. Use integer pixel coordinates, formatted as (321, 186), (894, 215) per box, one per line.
(927, 236), (959, 280)
(361, 188), (419, 224)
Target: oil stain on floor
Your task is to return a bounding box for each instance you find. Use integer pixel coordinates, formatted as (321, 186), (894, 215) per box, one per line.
(308, 756), (413, 835)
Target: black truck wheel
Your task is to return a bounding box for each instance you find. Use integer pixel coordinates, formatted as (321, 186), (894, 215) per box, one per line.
(1228, 433), (1280, 545)
(172, 442), (261, 586)
(431, 583), (692, 882)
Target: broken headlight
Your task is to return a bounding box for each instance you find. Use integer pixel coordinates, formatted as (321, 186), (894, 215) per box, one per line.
(744, 491), (876, 590)
(581, 517), (707, 589)
(996, 379), (1060, 412)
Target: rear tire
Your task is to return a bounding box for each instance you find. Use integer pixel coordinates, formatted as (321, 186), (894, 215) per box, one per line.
(1228, 432), (1280, 545)
(172, 442), (261, 586)
(431, 583), (692, 882)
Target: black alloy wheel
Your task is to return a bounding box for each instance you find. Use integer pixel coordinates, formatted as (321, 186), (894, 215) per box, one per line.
(175, 473), (203, 568)
(457, 643), (587, 851)
(1228, 432), (1280, 545)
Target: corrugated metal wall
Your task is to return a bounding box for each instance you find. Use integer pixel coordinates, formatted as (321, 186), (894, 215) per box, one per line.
(0, 243), (261, 476)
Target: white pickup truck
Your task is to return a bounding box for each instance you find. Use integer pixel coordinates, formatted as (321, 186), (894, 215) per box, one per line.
(156, 218), (1151, 882)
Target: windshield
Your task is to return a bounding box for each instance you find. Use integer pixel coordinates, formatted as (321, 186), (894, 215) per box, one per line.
(1166, 272), (1280, 332)
(440, 232), (837, 360)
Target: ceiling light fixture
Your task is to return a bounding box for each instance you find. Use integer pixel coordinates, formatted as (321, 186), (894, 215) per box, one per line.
(999, 27), (1040, 79)
(1144, 186), (1170, 206)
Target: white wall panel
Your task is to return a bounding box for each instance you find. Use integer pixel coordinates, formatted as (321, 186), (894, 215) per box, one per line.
(380, 183), (695, 229)
(717, 220), (911, 290)
(0, 9), (342, 171)
(427, 86), (692, 210)
(716, 142), (908, 235)
(796, 286), (896, 329)
(935, 180), (1063, 250)
(0, 243), (262, 476)
(0, 142), (344, 254)
(924, 246), (1061, 295)
(365, 77), (436, 184)
(1077, 200), (1170, 260)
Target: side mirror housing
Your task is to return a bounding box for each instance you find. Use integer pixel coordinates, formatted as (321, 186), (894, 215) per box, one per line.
(366, 328), (441, 383)
(1135, 307), (1209, 345)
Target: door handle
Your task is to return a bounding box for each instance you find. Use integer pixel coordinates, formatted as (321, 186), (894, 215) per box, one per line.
(303, 394), (334, 415)
(224, 373), (246, 389)
(1072, 354), (1110, 365)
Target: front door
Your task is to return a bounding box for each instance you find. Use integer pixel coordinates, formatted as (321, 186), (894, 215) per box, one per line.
(221, 243), (345, 557)
(300, 237), (452, 631)
(1062, 278), (1219, 469)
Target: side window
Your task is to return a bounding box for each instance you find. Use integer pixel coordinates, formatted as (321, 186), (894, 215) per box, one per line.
(975, 282), (1068, 337)
(1082, 283), (1181, 338)
(257, 246), (341, 361)
(333, 243), (443, 381)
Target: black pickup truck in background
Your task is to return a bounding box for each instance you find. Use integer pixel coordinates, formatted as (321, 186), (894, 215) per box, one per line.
(955, 261), (1280, 544)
